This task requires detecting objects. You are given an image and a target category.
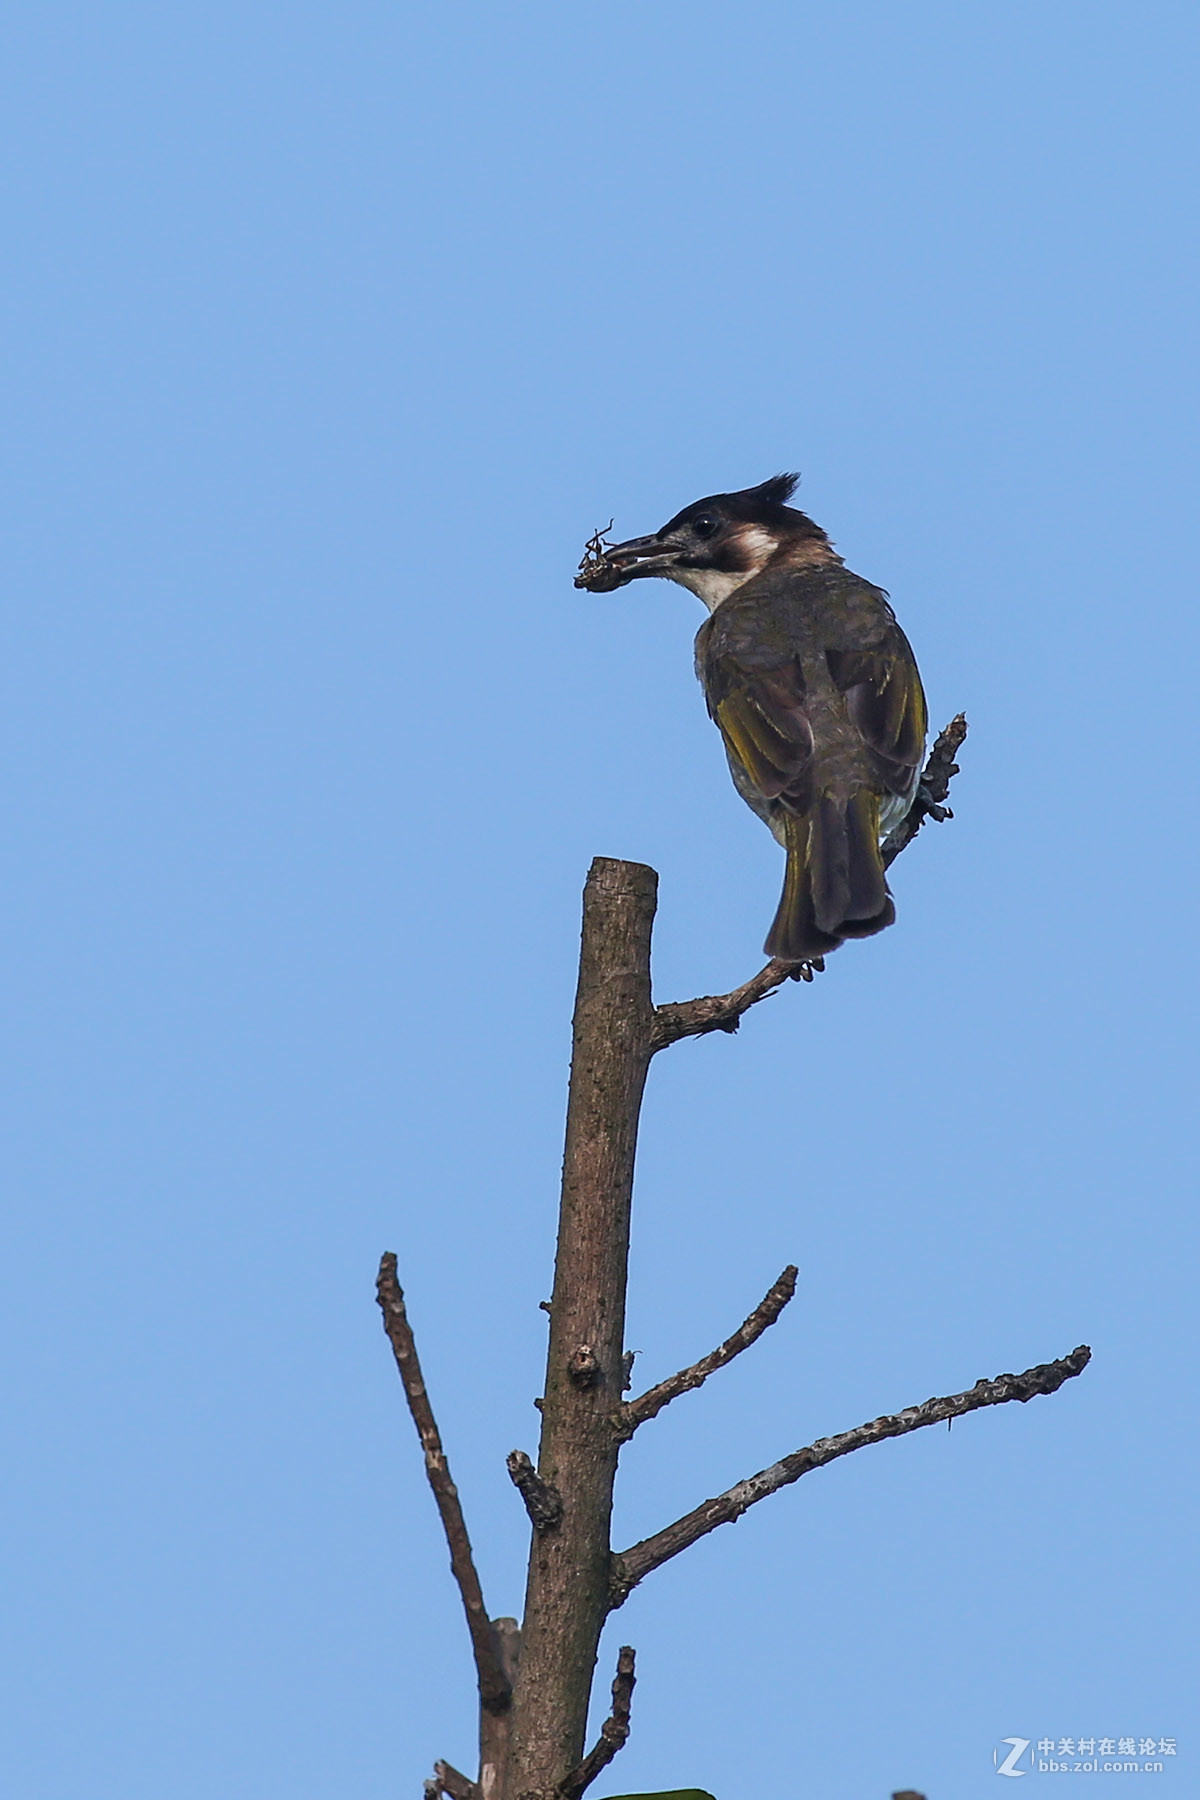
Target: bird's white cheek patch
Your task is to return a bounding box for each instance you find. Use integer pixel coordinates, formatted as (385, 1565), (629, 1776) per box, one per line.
(738, 525), (780, 569)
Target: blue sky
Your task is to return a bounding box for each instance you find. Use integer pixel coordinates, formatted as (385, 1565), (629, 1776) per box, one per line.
(2, 4), (1197, 1797)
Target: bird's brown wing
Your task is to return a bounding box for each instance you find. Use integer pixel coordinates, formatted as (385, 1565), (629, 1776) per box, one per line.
(825, 634), (927, 797)
(704, 652), (816, 813)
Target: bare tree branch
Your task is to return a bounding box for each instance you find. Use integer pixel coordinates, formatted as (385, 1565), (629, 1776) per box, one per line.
(376, 1253), (512, 1714)
(649, 956), (801, 1051)
(881, 712), (968, 864)
(618, 1265), (798, 1439)
(433, 1761), (480, 1800)
(650, 715), (968, 1051)
(610, 1344), (1090, 1605)
(557, 1647), (637, 1800)
(506, 1450), (564, 1532)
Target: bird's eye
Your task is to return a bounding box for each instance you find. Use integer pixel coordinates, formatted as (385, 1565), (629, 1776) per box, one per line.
(691, 514), (719, 538)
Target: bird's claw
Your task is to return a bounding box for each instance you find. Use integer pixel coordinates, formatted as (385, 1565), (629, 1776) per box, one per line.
(916, 782), (952, 823)
(787, 955), (825, 982)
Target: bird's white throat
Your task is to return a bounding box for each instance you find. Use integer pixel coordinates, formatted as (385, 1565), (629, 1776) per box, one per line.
(664, 525), (782, 612)
(664, 565), (758, 611)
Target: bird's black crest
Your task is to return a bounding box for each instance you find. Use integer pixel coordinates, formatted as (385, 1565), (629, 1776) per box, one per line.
(750, 472), (800, 508)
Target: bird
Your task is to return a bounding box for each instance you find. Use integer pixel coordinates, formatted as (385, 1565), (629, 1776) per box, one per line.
(575, 474), (927, 963)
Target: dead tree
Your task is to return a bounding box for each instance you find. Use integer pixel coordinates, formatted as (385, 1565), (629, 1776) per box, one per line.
(377, 718), (1090, 1800)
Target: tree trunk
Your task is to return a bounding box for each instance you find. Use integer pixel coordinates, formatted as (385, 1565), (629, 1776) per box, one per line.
(505, 858), (658, 1800)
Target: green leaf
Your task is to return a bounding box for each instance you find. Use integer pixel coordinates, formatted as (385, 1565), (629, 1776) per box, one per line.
(601, 1791), (716, 1800)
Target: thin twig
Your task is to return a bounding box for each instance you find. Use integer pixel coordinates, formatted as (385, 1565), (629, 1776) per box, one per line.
(557, 1646), (637, 1800)
(650, 715), (968, 1051)
(375, 1253), (511, 1714)
(881, 713), (968, 865)
(610, 1344), (1090, 1605)
(618, 1265), (798, 1439)
(506, 1450), (564, 1532)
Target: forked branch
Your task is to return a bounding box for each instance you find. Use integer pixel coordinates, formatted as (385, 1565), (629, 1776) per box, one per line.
(375, 1253), (512, 1715)
(557, 1646), (637, 1800)
(618, 1265), (798, 1439)
(650, 714), (968, 1050)
(610, 1343), (1091, 1605)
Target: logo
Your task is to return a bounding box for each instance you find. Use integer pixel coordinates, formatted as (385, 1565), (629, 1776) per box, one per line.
(994, 1738), (1031, 1778)
(993, 1735), (1176, 1775)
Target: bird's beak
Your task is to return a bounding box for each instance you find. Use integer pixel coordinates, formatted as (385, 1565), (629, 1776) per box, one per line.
(605, 533), (683, 574)
(574, 532), (681, 592)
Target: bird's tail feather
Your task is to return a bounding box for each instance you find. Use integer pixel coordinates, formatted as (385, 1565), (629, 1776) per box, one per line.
(764, 792), (895, 962)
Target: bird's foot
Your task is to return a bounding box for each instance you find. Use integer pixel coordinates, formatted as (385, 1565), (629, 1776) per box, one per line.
(916, 781), (953, 823)
(787, 956), (825, 982)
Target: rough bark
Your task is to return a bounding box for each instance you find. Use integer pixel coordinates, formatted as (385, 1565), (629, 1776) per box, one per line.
(506, 1451), (564, 1532)
(505, 858), (658, 1800)
(479, 1620), (522, 1800)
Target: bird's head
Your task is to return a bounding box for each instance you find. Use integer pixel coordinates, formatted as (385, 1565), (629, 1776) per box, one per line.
(575, 474), (832, 609)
